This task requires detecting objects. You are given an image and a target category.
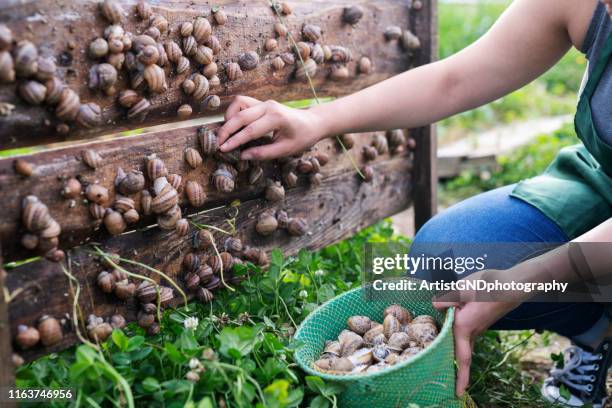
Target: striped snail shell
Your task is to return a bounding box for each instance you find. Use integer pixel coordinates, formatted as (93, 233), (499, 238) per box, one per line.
(238, 51), (259, 71)
(191, 74), (209, 100)
(86, 184), (110, 205)
(88, 63), (117, 92)
(104, 208), (127, 235)
(197, 264), (213, 283)
(288, 217), (308, 236)
(183, 253), (201, 272)
(40, 219), (61, 239)
(90, 203), (106, 220)
(18, 80), (46, 105)
(144, 26), (161, 41)
(164, 40), (182, 64)
(209, 75), (221, 87)
(182, 36), (197, 56)
(56, 88), (80, 121)
(144, 64), (167, 93)
(265, 180), (285, 202)
(271, 56), (285, 71)
(184, 147), (203, 168)
(193, 45), (213, 65)
(81, 148), (102, 169)
(167, 173), (183, 191)
(185, 180), (206, 207)
(149, 15), (169, 33)
(193, 17), (212, 43)
(146, 155), (168, 180)
(295, 58), (316, 82)
(38, 315), (63, 346)
(204, 95), (221, 111)
(100, 0), (124, 23)
(176, 56), (190, 74)
(197, 287), (214, 303)
(35, 56), (56, 81)
(132, 34), (156, 54)
(224, 237), (243, 254)
(0, 51), (15, 82)
(113, 195), (136, 213)
(138, 45), (159, 65)
(175, 218), (189, 236)
(127, 98), (151, 121)
(372, 133), (389, 155)
(156, 43), (168, 67)
(141, 190), (152, 215)
(206, 36), (221, 55)
(310, 44), (325, 64)
(219, 251), (234, 270)
(182, 78), (195, 95)
(118, 89), (141, 108)
(76, 103), (103, 129)
(363, 145), (378, 161)
(157, 204), (181, 230)
(22, 195), (51, 232)
(302, 24), (321, 42)
(309, 156), (321, 173)
(198, 127), (218, 155)
(281, 52), (295, 65)
(151, 183), (178, 214)
(136, 0), (152, 20)
(225, 62), (242, 81)
(184, 271), (200, 291)
(180, 22), (193, 37)
(202, 61), (218, 78)
(213, 167), (235, 193)
(207, 254), (221, 274)
(330, 46), (352, 63)
(295, 42), (311, 60)
(44, 77), (64, 105)
(14, 40), (38, 78)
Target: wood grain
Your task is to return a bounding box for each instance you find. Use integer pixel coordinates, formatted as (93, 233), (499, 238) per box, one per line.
(0, 121), (413, 262)
(0, 248), (17, 402)
(6, 155), (413, 362)
(0, 0), (427, 149)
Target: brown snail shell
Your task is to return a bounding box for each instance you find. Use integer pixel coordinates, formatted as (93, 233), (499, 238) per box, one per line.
(311, 44), (325, 64)
(197, 287), (214, 303)
(21, 233), (39, 250)
(144, 64), (167, 93)
(101, 0), (124, 23)
(387, 129), (406, 151)
(213, 8), (227, 25)
(238, 51), (259, 71)
(384, 26), (402, 41)
(402, 30), (421, 50)
(282, 171), (298, 188)
(82, 149), (102, 170)
(118, 89), (140, 108)
(76, 103), (103, 129)
(256, 212), (278, 236)
(213, 167), (235, 193)
(151, 184), (178, 214)
(202, 62), (218, 78)
(56, 88), (80, 121)
(271, 56), (285, 71)
(224, 237), (243, 254)
(339, 330), (364, 357)
(193, 17), (212, 43)
(185, 181), (206, 207)
(159, 286), (175, 307)
(191, 74), (210, 100)
(310, 157), (321, 173)
(363, 323), (385, 345)
(204, 95), (221, 111)
(111, 268), (128, 282)
(136, 281), (159, 303)
(138, 45), (159, 65)
(287, 217), (308, 236)
(183, 253), (201, 271)
(15, 325), (40, 350)
(14, 40), (38, 78)
(45, 248), (65, 263)
(149, 14), (168, 33)
(220, 251), (234, 270)
(339, 133), (355, 149)
(0, 51), (15, 82)
(111, 314), (126, 329)
(157, 204), (182, 230)
(180, 22), (193, 37)
(225, 62), (243, 81)
(274, 22), (288, 38)
(184, 147), (203, 169)
(133, 35), (156, 54)
(265, 180), (285, 202)
(302, 24), (322, 42)
(177, 104), (192, 119)
(362, 165), (374, 182)
(127, 98), (151, 121)
(372, 133), (389, 155)
(358, 57), (372, 75)
(44, 77), (64, 105)
(0, 24), (12, 51)
(118, 169), (145, 195)
(248, 166), (264, 185)
(193, 45), (213, 66)
(330, 46), (352, 63)
(40, 219), (61, 239)
(144, 26), (161, 41)
(296, 158), (313, 174)
(265, 38), (278, 52)
(295, 42), (311, 60)
(198, 128), (218, 155)
(108, 37), (125, 53)
(295, 58), (316, 82)
(175, 218), (189, 236)
(412, 315), (436, 326)
(182, 78), (196, 95)
(107, 52), (125, 70)
(90, 203), (106, 220)
(123, 209), (140, 224)
(22, 195), (51, 232)
(38, 315), (63, 346)
(136, 0), (152, 20)
(276, 210), (290, 229)
(196, 229), (214, 249)
(281, 52), (295, 65)
(137, 311), (155, 328)
(35, 57), (56, 81)
(97, 271), (116, 293)
(140, 190), (152, 216)
(323, 340), (342, 358)
(347, 316), (372, 335)
(197, 265), (213, 283)
(184, 272), (200, 291)
(104, 24), (124, 41)
(88, 321), (113, 342)
(330, 64), (349, 82)
(207, 255), (221, 274)
(343, 5), (364, 25)
(162, 41), (182, 65)
(384, 304), (413, 325)
(182, 36), (197, 57)
(387, 332), (411, 352)
(19, 80), (46, 105)
(146, 156), (168, 180)
(207, 35), (222, 55)
(383, 314), (401, 338)
(363, 146), (378, 161)
(243, 247), (268, 266)
(175, 56), (190, 75)
(105, 208), (127, 235)
(88, 63), (118, 92)
(115, 280), (137, 300)
(86, 184), (110, 205)
(61, 177), (82, 199)
(14, 159), (34, 177)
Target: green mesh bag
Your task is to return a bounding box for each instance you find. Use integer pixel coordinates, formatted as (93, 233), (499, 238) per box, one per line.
(294, 284), (469, 408)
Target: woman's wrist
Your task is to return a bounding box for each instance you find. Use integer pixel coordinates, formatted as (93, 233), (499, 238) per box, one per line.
(308, 103), (338, 142)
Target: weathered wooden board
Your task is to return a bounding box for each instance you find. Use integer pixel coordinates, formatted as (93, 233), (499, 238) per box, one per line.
(6, 154), (413, 361)
(0, 120), (413, 262)
(0, 250), (17, 398)
(0, 0), (427, 149)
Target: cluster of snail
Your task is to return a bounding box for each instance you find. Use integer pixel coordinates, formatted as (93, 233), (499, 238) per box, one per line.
(0, 23), (103, 134)
(20, 196), (65, 262)
(313, 304), (438, 375)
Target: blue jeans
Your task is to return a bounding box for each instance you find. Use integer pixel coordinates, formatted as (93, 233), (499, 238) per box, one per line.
(412, 185), (604, 338)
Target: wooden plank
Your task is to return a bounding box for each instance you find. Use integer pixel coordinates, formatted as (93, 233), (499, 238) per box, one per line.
(411, 0), (437, 231)
(6, 155), (413, 361)
(0, 0), (426, 149)
(0, 248), (17, 406)
(0, 121), (412, 262)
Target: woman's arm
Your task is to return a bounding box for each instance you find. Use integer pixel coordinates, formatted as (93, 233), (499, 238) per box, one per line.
(217, 0), (590, 160)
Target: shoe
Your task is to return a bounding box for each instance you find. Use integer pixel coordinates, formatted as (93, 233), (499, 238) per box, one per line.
(541, 338), (612, 407)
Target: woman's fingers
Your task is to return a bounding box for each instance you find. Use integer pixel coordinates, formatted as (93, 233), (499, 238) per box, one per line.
(217, 103), (267, 146)
(454, 333), (473, 397)
(220, 114), (279, 152)
(432, 301), (461, 310)
(224, 95), (260, 121)
(241, 139), (292, 161)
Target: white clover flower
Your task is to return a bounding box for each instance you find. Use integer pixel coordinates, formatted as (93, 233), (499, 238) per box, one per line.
(188, 358), (201, 370)
(184, 316), (199, 330)
(299, 290), (308, 298)
(314, 269), (325, 277)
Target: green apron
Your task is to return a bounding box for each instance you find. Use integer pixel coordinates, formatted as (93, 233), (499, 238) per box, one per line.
(511, 33), (612, 239)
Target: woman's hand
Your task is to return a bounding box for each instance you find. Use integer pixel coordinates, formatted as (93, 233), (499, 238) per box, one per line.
(217, 96), (326, 161)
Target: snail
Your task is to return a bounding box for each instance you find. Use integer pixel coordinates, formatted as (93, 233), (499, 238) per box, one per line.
(281, 52), (295, 65)
(349, 348), (374, 366)
(180, 22), (193, 37)
(343, 5), (364, 25)
(224, 237), (243, 254)
(296, 158), (313, 174)
(177, 104), (192, 119)
(14, 40), (38, 78)
(238, 51), (260, 71)
(127, 98), (151, 121)
(136, 281), (159, 303)
(413, 315), (436, 326)
(274, 22), (288, 39)
(149, 15), (168, 33)
(197, 287), (214, 303)
(176, 56), (190, 75)
(183, 253), (201, 271)
(151, 182), (179, 214)
(363, 323), (385, 345)
(86, 184), (110, 205)
(97, 270), (116, 293)
(330, 46), (352, 63)
(144, 26), (161, 41)
(138, 45), (159, 65)
(363, 146), (378, 161)
(213, 167), (235, 193)
(265, 180), (285, 202)
(220, 252), (234, 270)
(405, 322), (438, 345)
(35, 57), (57, 81)
(276, 210), (290, 229)
(191, 74), (210, 100)
(362, 165), (374, 182)
(196, 229), (214, 249)
(136, 0), (152, 20)
(322, 45), (332, 61)
(123, 209), (140, 224)
(56, 123), (70, 135)
(117, 169), (145, 195)
(114, 193), (136, 214)
(202, 61), (218, 79)
(225, 62), (243, 81)
(295, 42), (311, 60)
(61, 177), (82, 199)
(384, 26), (402, 41)
(90, 203), (106, 220)
(347, 316), (372, 335)
(101, 0), (124, 23)
(88, 63), (118, 94)
(76, 103), (103, 129)
(339, 330), (364, 357)
(104, 208), (126, 235)
(0, 24), (12, 50)
(112, 268), (128, 281)
(310, 44), (325, 64)
(197, 265), (214, 283)
(242, 247), (268, 266)
(339, 133), (355, 149)
(256, 212), (278, 236)
(282, 171), (298, 188)
(182, 36), (197, 57)
(184, 147), (203, 169)
(295, 58), (316, 82)
(302, 24), (322, 42)
(207, 36), (222, 55)
(157, 204), (182, 230)
(110, 315), (126, 329)
(204, 95), (221, 111)
(115, 279), (137, 300)
(330, 64), (349, 82)
(372, 133), (389, 155)
(104, 24), (124, 40)
(213, 8), (227, 25)
(107, 52), (125, 70)
(133, 34), (156, 53)
(199, 127), (218, 155)
(87, 315), (113, 342)
(182, 78), (196, 95)
(184, 272), (200, 291)
(272, 1), (292, 15)
(288, 217), (308, 236)
(18, 80), (46, 105)
(15, 325), (40, 350)
(193, 45), (213, 65)
(22, 195), (52, 232)
(0, 51), (15, 82)
(140, 190), (152, 216)
(383, 314), (401, 338)
(207, 255), (221, 274)
(14, 159), (33, 177)
(265, 39), (278, 52)
(248, 166), (263, 185)
(21, 234), (39, 250)
(387, 332), (411, 352)
(56, 88), (81, 121)
(358, 57), (372, 75)
(38, 315), (63, 346)
(146, 155), (168, 180)
(384, 304), (413, 325)
(402, 30), (421, 50)
(193, 17), (212, 43)
(185, 181), (206, 207)
(45, 248), (66, 263)
(387, 129), (406, 152)
(108, 37), (125, 54)
(323, 340), (342, 358)
(271, 56), (285, 71)
(175, 218), (189, 236)
(144, 64), (167, 93)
